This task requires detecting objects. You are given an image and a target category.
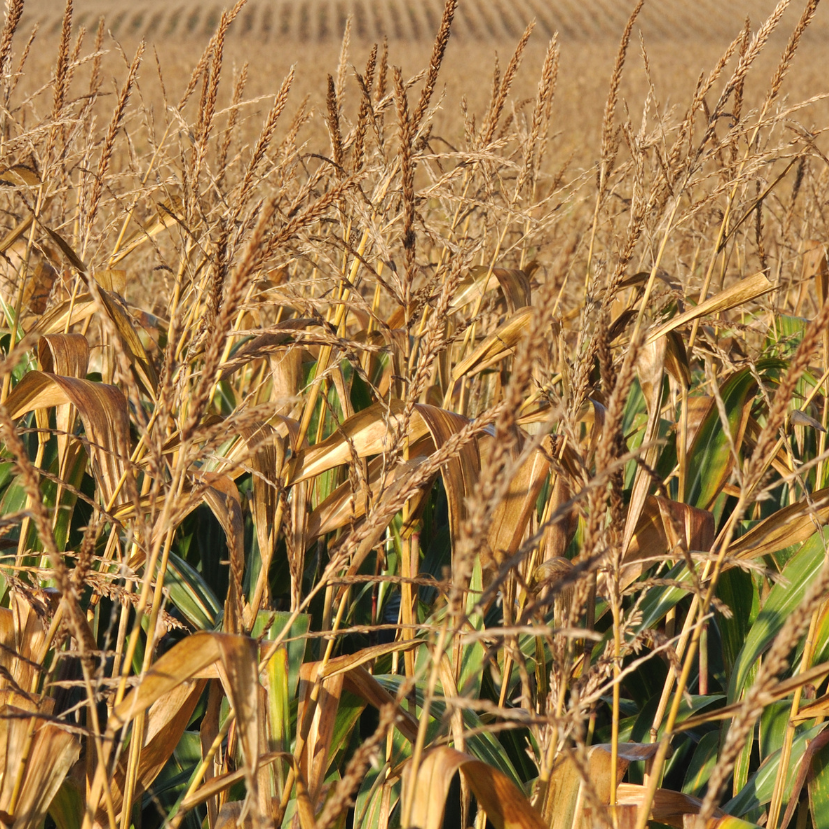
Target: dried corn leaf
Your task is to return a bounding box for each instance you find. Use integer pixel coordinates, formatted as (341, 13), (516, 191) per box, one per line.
(307, 438), (432, 539)
(0, 611), (17, 694)
(343, 666), (419, 742)
(543, 743), (657, 829)
(215, 633), (264, 822)
(646, 272), (773, 345)
(97, 289), (159, 397)
(10, 593), (49, 693)
(0, 239), (59, 324)
(32, 293), (96, 335)
(297, 660), (345, 806)
(5, 716), (79, 829)
(415, 403), (480, 549)
(37, 334), (89, 468)
(109, 197), (185, 266)
(451, 307), (533, 382)
(0, 165), (41, 188)
(0, 698), (37, 809)
(95, 268), (126, 294)
(91, 636), (262, 829)
(37, 334), (89, 378)
(730, 488), (829, 560)
(219, 319), (322, 380)
(624, 337), (667, 555)
(201, 475), (246, 627)
(404, 746), (545, 829)
(615, 783), (722, 828)
(319, 641), (420, 679)
(290, 400), (429, 484)
(268, 346), (304, 415)
(179, 751), (288, 812)
(240, 423), (284, 586)
(104, 680), (206, 823)
(5, 371), (132, 507)
(626, 496), (714, 565)
(541, 473), (578, 562)
(451, 265), (533, 314)
(42, 226), (86, 274)
(488, 440), (551, 565)
(109, 633), (248, 730)
(0, 216), (33, 258)
(803, 240), (829, 308)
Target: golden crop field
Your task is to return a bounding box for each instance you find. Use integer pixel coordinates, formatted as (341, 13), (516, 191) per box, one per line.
(16, 1), (829, 162)
(17, 0), (829, 43)
(3, 1), (829, 829)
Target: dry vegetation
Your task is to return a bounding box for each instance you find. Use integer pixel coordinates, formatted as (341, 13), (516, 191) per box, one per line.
(3, 1), (829, 828)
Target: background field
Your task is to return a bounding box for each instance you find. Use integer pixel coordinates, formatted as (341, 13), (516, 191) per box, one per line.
(15, 0), (829, 156)
(17, 0), (829, 43)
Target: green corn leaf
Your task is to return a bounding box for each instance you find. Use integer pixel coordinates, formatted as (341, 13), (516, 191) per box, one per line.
(728, 527), (829, 704)
(809, 733), (829, 829)
(685, 367), (757, 510)
(726, 723), (826, 816)
(375, 675), (523, 788)
(759, 701), (793, 762)
(255, 610), (311, 700)
(683, 731), (720, 796)
(165, 552), (222, 630)
(716, 566), (760, 681)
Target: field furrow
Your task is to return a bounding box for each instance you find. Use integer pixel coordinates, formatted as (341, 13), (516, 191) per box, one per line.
(18, 0), (829, 45)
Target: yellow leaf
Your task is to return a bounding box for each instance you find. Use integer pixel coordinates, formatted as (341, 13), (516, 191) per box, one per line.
(404, 747), (545, 829)
(646, 272), (773, 345)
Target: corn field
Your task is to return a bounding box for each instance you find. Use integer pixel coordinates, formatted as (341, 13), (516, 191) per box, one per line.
(18, 0), (829, 43)
(2, 1), (829, 828)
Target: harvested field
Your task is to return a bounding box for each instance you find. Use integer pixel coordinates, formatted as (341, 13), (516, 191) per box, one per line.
(18, 0), (829, 42)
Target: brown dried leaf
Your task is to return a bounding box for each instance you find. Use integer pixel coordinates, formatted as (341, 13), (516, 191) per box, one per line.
(626, 496), (714, 565)
(405, 747), (545, 829)
(646, 272), (774, 345)
(3, 715), (79, 829)
(729, 488), (829, 560)
(290, 400), (429, 484)
(106, 680), (206, 822)
(488, 441), (551, 565)
(450, 265), (532, 314)
(241, 423), (284, 613)
(415, 403), (480, 549)
(0, 239), (59, 323)
(42, 226), (87, 274)
(297, 661), (345, 806)
(32, 293), (96, 335)
(97, 289), (159, 398)
(95, 268), (126, 294)
(624, 337), (667, 555)
(307, 438), (432, 539)
(615, 783), (721, 828)
(36, 334), (90, 468)
(541, 473), (577, 563)
(802, 240), (828, 308)
(543, 743), (657, 829)
(5, 371), (132, 507)
(451, 307), (533, 382)
(109, 196), (185, 267)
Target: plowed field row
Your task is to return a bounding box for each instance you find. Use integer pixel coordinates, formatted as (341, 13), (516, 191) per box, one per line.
(19, 0), (828, 43)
